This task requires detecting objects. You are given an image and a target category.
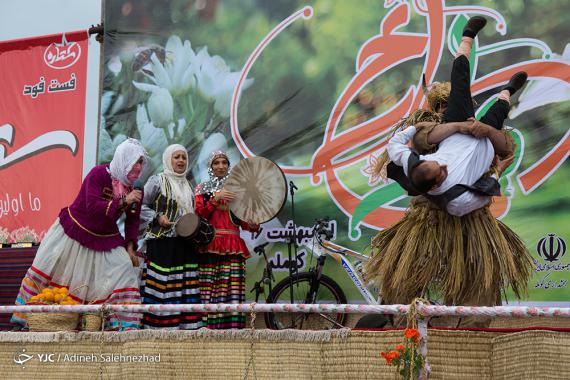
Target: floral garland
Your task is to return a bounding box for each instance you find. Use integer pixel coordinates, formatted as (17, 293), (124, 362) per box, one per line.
(0, 227), (9, 244)
(0, 226), (40, 245)
(195, 167), (232, 195)
(10, 226), (40, 244)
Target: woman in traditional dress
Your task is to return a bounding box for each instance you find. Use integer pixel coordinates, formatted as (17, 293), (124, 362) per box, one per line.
(195, 150), (259, 329)
(139, 144), (202, 329)
(12, 138), (148, 331)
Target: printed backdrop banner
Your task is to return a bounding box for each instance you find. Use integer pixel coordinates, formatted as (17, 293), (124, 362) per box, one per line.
(0, 31), (87, 242)
(102, 1), (569, 304)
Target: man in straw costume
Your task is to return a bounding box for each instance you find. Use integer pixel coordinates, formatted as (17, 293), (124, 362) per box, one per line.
(364, 16), (533, 321)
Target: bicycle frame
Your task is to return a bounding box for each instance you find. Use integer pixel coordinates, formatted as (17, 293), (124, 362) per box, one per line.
(250, 244), (274, 302)
(306, 239), (379, 305)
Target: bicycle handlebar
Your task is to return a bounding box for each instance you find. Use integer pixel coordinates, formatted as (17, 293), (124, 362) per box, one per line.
(312, 219), (352, 257)
(313, 218), (334, 241)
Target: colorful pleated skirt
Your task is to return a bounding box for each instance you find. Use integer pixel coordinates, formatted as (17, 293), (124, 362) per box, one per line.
(199, 253), (246, 329)
(141, 237), (202, 329)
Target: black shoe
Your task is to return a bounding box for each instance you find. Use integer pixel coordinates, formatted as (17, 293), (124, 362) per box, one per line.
(463, 16), (487, 38)
(503, 71), (528, 95)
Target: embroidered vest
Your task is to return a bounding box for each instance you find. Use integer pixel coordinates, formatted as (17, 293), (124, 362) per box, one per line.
(146, 178), (180, 238)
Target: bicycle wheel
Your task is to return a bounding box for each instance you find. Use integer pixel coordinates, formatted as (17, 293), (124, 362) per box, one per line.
(265, 272), (347, 330)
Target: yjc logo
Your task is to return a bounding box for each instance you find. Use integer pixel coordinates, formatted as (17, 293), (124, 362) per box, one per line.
(13, 349), (33, 368)
(537, 233), (567, 263)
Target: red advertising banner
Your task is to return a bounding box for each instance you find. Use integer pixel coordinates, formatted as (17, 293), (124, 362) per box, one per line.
(0, 31), (88, 243)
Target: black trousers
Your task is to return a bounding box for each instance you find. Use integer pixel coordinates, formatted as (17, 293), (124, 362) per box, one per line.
(442, 55), (509, 130)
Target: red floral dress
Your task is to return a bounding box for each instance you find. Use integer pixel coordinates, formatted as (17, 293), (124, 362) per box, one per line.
(195, 194), (257, 258)
(194, 192), (258, 329)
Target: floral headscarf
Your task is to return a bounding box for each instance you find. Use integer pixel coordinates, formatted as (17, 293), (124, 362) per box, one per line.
(109, 138), (149, 186)
(160, 144), (194, 214)
(109, 138), (148, 198)
(195, 150), (231, 195)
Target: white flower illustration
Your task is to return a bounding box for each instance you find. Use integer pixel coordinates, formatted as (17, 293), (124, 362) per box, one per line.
(132, 36), (197, 96)
(136, 104), (169, 171)
(147, 88), (174, 127)
(194, 47), (253, 117)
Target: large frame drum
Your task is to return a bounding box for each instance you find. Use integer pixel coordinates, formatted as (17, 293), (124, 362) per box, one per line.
(224, 157), (287, 224)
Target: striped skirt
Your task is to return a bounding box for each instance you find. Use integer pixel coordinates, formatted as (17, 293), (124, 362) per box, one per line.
(141, 237), (202, 329)
(199, 254), (246, 329)
(11, 220), (141, 330)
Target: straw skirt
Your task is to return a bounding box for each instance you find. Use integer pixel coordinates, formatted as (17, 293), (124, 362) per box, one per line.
(365, 197), (532, 307)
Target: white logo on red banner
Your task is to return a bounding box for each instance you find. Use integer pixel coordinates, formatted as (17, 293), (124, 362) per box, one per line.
(43, 34), (81, 69)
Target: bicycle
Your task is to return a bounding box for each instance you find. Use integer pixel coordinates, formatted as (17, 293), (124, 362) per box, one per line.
(264, 219), (379, 330)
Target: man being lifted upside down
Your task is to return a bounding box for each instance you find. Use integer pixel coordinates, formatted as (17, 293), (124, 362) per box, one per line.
(365, 16), (533, 326)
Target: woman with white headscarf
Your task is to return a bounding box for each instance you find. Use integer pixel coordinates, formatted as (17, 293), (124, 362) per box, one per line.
(139, 144), (202, 330)
(12, 138), (148, 331)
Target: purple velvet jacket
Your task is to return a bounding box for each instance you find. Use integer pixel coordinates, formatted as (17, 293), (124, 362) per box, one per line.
(58, 164), (142, 251)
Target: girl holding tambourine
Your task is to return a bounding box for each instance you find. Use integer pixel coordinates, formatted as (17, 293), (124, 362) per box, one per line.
(195, 150), (259, 329)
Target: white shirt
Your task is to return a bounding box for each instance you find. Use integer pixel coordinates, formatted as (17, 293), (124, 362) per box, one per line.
(387, 126), (496, 217)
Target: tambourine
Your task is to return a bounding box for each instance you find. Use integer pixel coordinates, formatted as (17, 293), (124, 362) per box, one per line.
(223, 157), (287, 224)
(175, 213), (215, 246)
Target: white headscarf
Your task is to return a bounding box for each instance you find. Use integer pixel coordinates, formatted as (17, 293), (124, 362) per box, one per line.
(109, 138), (148, 185)
(160, 144), (194, 214)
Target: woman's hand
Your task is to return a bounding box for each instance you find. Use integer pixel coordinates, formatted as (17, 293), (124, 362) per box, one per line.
(125, 189), (142, 206)
(126, 244), (139, 267)
(157, 214), (175, 228)
(214, 189), (236, 202)
(247, 221), (260, 231)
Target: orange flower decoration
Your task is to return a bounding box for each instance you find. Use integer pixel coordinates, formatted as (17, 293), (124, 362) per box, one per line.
(380, 350), (401, 365)
(380, 328), (426, 377)
(404, 328), (421, 342)
(380, 351), (391, 364)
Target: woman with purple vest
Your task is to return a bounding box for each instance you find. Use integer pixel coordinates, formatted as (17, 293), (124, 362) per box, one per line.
(12, 138), (148, 331)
